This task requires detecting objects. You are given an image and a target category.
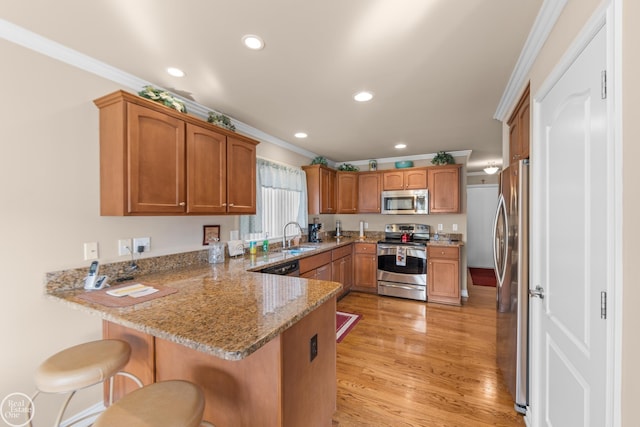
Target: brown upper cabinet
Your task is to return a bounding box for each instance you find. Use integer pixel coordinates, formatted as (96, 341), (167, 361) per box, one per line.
(357, 172), (381, 213)
(94, 90), (258, 216)
(428, 165), (461, 214)
(302, 164), (337, 215)
(508, 84), (530, 164)
(382, 168), (428, 190)
(336, 172), (359, 214)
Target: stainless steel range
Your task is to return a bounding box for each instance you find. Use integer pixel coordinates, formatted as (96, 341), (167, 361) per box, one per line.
(377, 223), (430, 301)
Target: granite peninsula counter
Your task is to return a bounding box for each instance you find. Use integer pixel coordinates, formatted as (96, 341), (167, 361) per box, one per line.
(45, 242), (353, 427)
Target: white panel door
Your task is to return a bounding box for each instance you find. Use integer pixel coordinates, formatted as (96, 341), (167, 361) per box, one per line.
(532, 26), (609, 426)
(467, 184), (499, 268)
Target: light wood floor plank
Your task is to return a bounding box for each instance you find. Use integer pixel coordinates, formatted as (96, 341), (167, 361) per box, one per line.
(333, 284), (525, 427)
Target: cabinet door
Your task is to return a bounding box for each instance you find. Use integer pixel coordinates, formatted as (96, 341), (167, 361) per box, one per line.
(358, 172), (381, 213)
(301, 269), (316, 279)
(316, 263), (332, 281)
(186, 123), (227, 214)
(337, 172), (358, 214)
(382, 171), (404, 190)
(227, 136), (256, 214)
(428, 258), (460, 305)
(404, 169), (428, 189)
(343, 254), (353, 292)
(508, 85), (530, 163)
(320, 167), (337, 213)
(354, 253), (377, 290)
(428, 166), (461, 213)
(128, 103), (186, 213)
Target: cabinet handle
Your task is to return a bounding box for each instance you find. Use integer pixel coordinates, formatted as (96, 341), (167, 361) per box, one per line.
(179, 202), (186, 206)
(222, 203), (227, 207)
(229, 203), (235, 207)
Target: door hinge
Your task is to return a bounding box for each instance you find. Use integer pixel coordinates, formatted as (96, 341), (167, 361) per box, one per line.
(601, 291), (607, 319)
(601, 70), (607, 99)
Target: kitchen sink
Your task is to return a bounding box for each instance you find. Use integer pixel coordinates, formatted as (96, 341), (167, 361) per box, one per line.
(281, 246), (319, 255)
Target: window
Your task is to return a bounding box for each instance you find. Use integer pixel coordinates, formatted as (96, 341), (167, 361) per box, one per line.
(240, 158), (307, 242)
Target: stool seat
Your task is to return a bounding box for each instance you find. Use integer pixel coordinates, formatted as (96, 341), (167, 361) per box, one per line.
(35, 339), (131, 393)
(94, 380), (205, 427)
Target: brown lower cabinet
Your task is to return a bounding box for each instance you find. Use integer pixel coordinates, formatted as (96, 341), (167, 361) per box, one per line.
(103, 295), (337, 426)
(352, 242), (378, 293)
(427, 245), (461, 305)
(300, 251), (333, 280)
(331, 245), (353, 298)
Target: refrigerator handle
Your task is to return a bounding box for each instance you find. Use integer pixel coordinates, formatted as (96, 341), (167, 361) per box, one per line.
(492, 194), (508, 286)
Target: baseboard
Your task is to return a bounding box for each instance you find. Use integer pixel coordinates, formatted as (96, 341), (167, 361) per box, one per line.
(60, 402), (105, 427)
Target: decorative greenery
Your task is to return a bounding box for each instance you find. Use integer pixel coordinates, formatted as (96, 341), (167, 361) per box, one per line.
(338, 163), (359, 172)
(431, 151), (455, 165)
(310, 156), (328, 166)
(207, 112), (236, 131)
(138, 86), (187, 113)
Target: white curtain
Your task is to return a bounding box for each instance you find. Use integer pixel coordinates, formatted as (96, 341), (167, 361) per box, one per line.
(240, 158), (307, 238)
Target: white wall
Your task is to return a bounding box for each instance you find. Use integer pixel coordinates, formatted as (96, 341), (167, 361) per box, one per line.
(0, 38), (245, 421)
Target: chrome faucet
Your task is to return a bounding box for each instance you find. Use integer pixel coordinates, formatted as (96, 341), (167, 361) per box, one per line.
(282, 222), (303, 248)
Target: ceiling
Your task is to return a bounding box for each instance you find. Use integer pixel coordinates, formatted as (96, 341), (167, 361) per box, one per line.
(2, 0), (542, 172)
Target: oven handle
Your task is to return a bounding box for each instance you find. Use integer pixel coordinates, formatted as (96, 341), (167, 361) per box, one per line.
(377, 245), (426, 259)
(378, 282), (423, 291)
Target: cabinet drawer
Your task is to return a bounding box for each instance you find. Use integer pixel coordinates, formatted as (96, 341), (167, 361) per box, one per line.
(299, 251), (332, 273)
(332, 244), (352, 261)
(354, 243), (377, 254)
(428, 246), (459, 260)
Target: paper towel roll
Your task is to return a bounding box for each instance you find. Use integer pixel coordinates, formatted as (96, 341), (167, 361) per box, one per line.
(359, 221), (365, 238)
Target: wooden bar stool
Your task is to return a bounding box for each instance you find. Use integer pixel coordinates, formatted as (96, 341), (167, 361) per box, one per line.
(93, 380), (206, 427)
(31, 339), (142, 426)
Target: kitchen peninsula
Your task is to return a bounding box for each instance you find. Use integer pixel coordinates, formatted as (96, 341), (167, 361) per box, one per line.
(45, 250), (344, 427)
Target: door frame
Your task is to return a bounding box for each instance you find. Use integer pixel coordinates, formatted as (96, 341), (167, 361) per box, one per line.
(529, 1), (622, 425)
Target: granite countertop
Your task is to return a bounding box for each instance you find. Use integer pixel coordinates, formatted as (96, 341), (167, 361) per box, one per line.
(427, 240), (465, 247)
(46, 251), (344, 361)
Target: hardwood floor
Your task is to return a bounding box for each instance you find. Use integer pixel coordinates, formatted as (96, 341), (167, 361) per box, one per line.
(333, 284), (525, 427)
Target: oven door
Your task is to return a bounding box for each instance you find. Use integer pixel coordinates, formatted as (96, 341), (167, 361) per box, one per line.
(377, 243), (427, 300)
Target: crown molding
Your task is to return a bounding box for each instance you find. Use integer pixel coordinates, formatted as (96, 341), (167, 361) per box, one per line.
(0, 19), (319, 160)
(493, 0), (568, 121)
(341, 150), (472, 167)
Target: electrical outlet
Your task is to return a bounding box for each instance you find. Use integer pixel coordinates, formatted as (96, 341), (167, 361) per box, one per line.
(118, 239), (132, 256)
(133, 237), (150, 254)
(364, 222), (369, 229)
(438, 224), (443, 231)
(452, 224), (458, 231)
(310, 334), (318, 362)
(83, 242), (99, 261)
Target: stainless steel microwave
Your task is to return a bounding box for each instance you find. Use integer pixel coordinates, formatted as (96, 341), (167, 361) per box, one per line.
(381, 190), (429, 215)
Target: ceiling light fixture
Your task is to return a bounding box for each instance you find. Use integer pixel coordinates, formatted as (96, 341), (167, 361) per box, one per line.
(166, 67), (185, 77)
(294, 132), (308, 139)
(242, 34), (265, 50)
(354, 91), (374, 102)
(484, 162), (499, 175)
(394, 143), (407, 149)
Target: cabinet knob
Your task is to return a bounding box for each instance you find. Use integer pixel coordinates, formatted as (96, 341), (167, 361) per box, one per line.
(222, 203), (227, 207)
(229, 203), (235, 207)
(179, 202), (186, 206)
(441, 251), (445, 255)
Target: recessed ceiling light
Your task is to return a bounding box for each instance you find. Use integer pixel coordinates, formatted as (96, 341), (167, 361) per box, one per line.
(166, 67), (185, 77)
(242, 35), (265, 50)
(354, 91), (374, 102)
(294, 132), (308, 139)
(395, 143), (407, 149)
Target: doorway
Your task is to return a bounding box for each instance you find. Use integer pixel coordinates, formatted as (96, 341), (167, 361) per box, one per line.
(467, 184), (499, 268)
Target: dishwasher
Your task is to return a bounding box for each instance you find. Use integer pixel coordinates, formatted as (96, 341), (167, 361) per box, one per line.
(260, 260), (300, 277)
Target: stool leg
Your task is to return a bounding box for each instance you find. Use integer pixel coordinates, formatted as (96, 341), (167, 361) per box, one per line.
(115, 371), (143, 388)
(53, 390), (76, 427)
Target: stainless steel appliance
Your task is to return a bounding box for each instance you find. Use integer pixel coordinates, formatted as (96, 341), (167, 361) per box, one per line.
(308, 223), (322, 243)
(377, 223), (430, 301)
(493, 159), (529, 414)
(381, 189), (429, 215)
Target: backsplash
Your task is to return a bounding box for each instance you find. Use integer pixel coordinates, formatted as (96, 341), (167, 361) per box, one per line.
(45, 250), (210, 292)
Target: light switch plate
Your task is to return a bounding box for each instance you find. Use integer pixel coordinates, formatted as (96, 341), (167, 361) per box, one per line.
(83, 242), (99, 260)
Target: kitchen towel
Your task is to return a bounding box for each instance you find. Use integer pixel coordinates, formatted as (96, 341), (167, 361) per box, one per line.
(396, 246), (407, 266)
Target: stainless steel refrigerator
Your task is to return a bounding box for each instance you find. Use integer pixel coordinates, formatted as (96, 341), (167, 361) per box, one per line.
(493, 159), (529, 414)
